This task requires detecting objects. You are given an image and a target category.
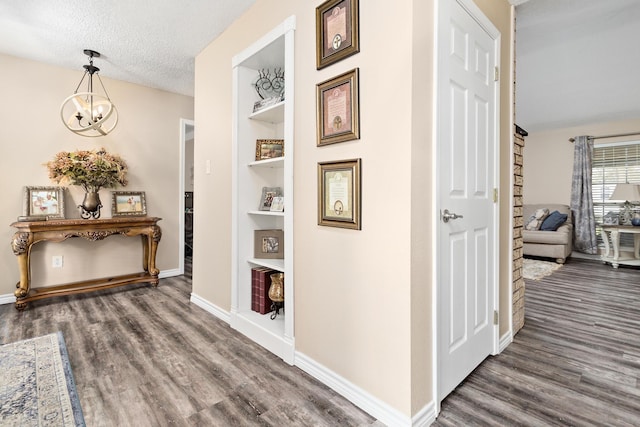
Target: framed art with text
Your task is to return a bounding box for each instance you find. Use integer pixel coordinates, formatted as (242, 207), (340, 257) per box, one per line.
(317, 68), (360, 146)
(318, 158), (361, 230)
(316, 0), (360, 69)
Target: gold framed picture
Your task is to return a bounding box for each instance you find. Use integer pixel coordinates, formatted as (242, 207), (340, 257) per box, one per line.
(318, 158), (361, 229)
(111, 191), (147, 217)
(317, 68), (360, 146)
(22, 186), (65, 220)
(255, 139), (284, 161)
(254, 229), (284, 259)
(316, 0), (360, 69)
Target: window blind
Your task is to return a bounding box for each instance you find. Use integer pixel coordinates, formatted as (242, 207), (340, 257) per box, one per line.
(592, 141), (640, 247)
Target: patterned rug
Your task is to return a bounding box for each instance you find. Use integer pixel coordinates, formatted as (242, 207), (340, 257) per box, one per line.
(523, 258), (563, 280)
(0, 332), (85, 426)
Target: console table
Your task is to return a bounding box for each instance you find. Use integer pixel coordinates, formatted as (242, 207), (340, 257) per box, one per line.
(600, 225), (640, 268)
(10, 217), (162, 310)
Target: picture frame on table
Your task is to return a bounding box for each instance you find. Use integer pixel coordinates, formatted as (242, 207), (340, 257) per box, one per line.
(255, 139), (284, 161)
(111, 191), (147, 217)
(21, 186), (65, 220)
(316, 68), (360, 146)
(259, 187), (282, 211)
(316, 0), (360, 69)
(254, 229), (284, 259)
(317, 158), (361, 230)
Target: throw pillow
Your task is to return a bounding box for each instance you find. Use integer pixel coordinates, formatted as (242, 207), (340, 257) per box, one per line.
(524, 208), (550, 231)
(540, 210), (568, 231)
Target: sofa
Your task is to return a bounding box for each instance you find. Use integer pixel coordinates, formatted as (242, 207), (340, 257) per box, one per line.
(522, 203), (573, 264)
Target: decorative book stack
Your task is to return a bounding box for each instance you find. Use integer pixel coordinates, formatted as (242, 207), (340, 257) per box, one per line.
(251, 267), (274, 315)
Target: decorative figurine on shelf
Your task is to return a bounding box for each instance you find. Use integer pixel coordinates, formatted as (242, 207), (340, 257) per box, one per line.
(252, 68), (285, 113)
(268, 272), (284, 320)
(45, 148), (128, 219)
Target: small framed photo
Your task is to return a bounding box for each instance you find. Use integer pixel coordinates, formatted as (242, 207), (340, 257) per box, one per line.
(255, 139), (284, 161)
(22, 186), (65, 220)
(111, 191), (147, 217)
(316, 0), (360, 69)
(259, 187), (282, 211)
(270, 196), (284, 212)
(317, 68), (360, 146)
(254, 229), (284, 259)
(318, 159), (361, 229)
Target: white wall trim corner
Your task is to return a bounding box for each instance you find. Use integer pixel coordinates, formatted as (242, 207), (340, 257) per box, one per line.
(0, 294), (17, 305)
(499, 330), (513, 352)
(412, 401), (437, 426)
(189, 293), (231, 324)
(295, 351), (413, 427)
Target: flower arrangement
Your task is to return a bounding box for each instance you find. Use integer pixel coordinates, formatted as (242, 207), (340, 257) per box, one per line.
(46, 148), (128, 193)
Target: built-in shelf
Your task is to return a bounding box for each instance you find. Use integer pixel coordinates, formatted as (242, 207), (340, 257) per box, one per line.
(249, 101), (285, 123)
(231, 16), (295, 365)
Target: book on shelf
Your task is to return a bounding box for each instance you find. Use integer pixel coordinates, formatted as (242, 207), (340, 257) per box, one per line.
(251, 267), (274, 315)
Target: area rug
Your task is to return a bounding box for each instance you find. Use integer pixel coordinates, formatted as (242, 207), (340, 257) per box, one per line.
(0, 332), (85, 426)
(523, 258), (563, 280)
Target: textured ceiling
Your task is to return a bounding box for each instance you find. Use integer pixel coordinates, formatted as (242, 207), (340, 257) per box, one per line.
(0, 0), (257, 97)
(516, 0), (640, 132)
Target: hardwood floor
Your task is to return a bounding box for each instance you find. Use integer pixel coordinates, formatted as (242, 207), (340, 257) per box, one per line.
(435, 258), (640, 426)
(0, 260), (378, 427)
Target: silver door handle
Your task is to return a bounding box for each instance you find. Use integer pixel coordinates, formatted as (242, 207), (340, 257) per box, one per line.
(441, 209), (463, 223)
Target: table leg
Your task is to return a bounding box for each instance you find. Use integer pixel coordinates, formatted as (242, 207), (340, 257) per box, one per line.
(635, 234), (640, 259)
(602, 229), (611, 258)
(11, 231), (33, 310)
(611, 230), (620, 268)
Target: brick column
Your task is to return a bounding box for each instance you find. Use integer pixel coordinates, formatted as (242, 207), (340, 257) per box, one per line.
(513, 125), (527, 334)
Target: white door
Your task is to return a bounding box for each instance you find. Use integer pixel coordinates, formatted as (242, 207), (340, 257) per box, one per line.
(437, 0), (500, 401)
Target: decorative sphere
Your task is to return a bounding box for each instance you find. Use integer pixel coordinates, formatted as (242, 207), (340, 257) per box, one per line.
(632, 218), (640, 226)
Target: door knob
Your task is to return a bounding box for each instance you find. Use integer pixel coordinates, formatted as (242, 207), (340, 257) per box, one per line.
(441, 209), (463, 223)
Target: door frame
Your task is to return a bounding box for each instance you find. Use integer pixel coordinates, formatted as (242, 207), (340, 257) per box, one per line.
(432, 0), (502, 408)
(179, 118), (195, 275)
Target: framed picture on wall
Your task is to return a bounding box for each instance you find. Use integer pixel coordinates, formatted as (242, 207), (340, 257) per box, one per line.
(316, 0), (360, 69)
(317, 158), (361, 229)
(316, 68), (360, 146)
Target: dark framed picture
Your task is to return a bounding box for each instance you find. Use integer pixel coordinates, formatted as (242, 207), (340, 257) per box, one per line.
(255, 139), (284, 161)
(259, 187), (282, 211)
(317, 68), (360, 146)
(318, 158), (361, 229)
(316, 0), (360, 69)
(22, 186), (65, 219)
(254, 229), (284, 259)
(111, 191), (147, 217)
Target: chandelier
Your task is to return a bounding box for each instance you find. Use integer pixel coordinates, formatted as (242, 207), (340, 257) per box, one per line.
(60, 50), (118, 137)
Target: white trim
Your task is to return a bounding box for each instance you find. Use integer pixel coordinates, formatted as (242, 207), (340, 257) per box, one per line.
(190, 293), (231, 324)
(412, 402), (438, 427)
(499, 330), (513, 352)
(0, 294), (16, 305)
(295, 351), (415, 427)
(159, 268), (181, 279)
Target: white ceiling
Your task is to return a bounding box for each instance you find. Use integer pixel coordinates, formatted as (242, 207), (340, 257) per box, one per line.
(1, 0), (638, 130)
(0, 0), (257, 97)
(515, 0), (640, 132)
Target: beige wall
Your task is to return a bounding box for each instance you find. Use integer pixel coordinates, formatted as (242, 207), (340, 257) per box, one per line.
(0, 53), (193, 295)
(523, 117), (640, 204)
(193, 0), (512, 419)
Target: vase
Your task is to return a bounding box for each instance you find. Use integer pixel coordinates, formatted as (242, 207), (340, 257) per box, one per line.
(633, 213), (640, 226)
(79, 191), (102, 219)
(268, 272), (284, 319)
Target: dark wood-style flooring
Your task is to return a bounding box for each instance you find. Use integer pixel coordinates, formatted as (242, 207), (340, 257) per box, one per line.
(0, 261), (379, 426)
(435, 258), (640, 426)
(2, 258), (639, 426)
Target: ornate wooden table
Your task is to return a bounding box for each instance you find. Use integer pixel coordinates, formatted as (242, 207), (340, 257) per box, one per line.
(10, 217), (162, 310)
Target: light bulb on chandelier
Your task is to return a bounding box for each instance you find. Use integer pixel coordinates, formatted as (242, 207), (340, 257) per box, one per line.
(60, 49), (118, 137)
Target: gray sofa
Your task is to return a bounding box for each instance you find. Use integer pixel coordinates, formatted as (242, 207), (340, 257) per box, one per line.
(522, 204), (573, 264)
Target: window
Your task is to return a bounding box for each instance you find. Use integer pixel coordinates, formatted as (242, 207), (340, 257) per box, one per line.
(592, 141), (640, 247)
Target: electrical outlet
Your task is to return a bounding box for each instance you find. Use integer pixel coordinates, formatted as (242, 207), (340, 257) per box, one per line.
(52, 255), (63, 268)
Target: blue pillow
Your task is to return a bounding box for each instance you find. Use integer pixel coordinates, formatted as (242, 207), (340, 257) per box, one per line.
(540, 210), (568, 231)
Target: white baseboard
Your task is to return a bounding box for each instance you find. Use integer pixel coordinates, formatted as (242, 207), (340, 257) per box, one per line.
(190, 293), (230, 324)
(159, 268), (180, 279)
(0, 294), (16, 305)
(499, 330), (513, 352)
(295, 351), (427, 427)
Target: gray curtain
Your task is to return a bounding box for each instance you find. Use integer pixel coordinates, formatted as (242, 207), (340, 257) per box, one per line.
(570, 135), (598, 254)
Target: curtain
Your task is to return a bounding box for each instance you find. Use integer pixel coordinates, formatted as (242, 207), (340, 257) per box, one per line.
(570, 135), (598, 254)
